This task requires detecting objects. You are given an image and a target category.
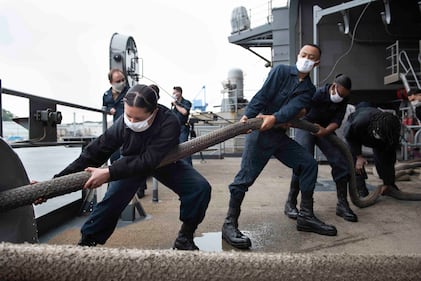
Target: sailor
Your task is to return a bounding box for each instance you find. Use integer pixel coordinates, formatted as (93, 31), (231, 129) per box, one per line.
(55, 84), (211, 250)
(284, 74), (358, 222)
(171, 86), (193, 165)
(222, 44), (337, 250)
(343, 105), (402, 197)
(102, 69), (147, 198)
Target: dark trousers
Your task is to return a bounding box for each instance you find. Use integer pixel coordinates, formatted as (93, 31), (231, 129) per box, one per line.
(81, 160), (211, 244)
(291, 128), (349, 185)
(372, 146), (396, 185)
(229, 129), (317, 207)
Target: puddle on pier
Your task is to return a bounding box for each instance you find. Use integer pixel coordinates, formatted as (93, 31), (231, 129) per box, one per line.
(194, 231), (265, 252)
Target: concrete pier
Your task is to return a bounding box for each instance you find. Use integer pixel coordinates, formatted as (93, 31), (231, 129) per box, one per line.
(41, 157), (421, 255)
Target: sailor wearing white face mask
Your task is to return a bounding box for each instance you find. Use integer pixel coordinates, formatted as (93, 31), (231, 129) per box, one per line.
(285, 74), (358, 223)
(103, 68), (130, 123)
(123, 109), (156, 132)
(55, 84), (211, 251)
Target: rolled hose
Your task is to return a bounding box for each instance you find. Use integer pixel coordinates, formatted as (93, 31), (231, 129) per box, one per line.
(0, 118), (420, 212)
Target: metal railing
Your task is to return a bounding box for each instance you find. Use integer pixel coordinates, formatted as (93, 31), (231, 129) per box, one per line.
(385, 40), (421, 92)
(1, 81), (108, 235)
(1, 85), (107, 141)
(399, 49), (421, 92)
(385, 41), (400, 77)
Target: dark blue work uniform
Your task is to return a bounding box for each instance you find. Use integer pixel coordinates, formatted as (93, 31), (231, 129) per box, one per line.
(103, 85), (130, 163)
(55, 105), (211, 244)
(343, 106), (397, 186)
(292, 84), (349, 184)
(229, 64), (317, 206)
(172, 97), (192, 164)
(102, 85), (129, 122)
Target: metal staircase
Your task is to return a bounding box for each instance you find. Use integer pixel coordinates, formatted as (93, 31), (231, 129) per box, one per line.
(385, 40), (421, 94)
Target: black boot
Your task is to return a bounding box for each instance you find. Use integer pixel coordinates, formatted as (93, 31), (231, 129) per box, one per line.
(335, 180), (358, 222)
(77, 234), (97, 247)
(356, 172), (369, 197)
(297, 192), (337, 236)
(284, 179), (300, 219)
(222, 206), (251, 249)
(173, 223), (199, 251)
(381, 183), (400, 197)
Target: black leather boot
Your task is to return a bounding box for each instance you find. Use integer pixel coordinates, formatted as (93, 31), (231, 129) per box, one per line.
(356, 172), (369, 197)
(335, 180), (358, 222)
(173, 223), (199, 251)
(381, 183), (400, 197)
(77, 234), (97, 247)
(297, 192), (337, 236)
(222, 206), (251, 249)
(284, 179), (300, 219)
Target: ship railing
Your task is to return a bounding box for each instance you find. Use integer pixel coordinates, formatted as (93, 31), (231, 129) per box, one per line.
(0, 81), (108, 236)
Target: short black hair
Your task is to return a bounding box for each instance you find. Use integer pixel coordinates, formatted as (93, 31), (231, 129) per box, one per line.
(304, 43), (322, 58)
(173, 86), (183, 94)
(124, 84), (158, 113)
(334, 74), (352, 90)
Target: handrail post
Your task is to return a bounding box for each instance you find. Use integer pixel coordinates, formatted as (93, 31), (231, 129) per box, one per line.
(102, 106), (108, 133)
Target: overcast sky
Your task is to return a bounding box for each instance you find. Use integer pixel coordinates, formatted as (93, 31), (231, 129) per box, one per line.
(1, 0), (287, 123)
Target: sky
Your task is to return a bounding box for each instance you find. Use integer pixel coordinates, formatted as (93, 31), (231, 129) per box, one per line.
(1, 0), (287, 123)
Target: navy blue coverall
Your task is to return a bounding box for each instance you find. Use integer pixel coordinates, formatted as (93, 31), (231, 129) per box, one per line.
(102, 85), (129, 163)
(102, 85), (129, 122)
(55, 104), (211, 244)
(229, 64), (317, 206)
(292, 84), (349, 184)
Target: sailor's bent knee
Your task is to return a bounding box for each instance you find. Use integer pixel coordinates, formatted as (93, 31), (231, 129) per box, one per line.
(197, 178), (212, 199)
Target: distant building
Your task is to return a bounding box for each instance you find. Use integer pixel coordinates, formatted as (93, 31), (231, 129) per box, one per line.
(2, 121), (103, 143)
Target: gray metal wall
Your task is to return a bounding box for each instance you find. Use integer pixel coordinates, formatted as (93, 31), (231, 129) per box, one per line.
(272, 7), (290, 66)
(289, 0), (421, 103)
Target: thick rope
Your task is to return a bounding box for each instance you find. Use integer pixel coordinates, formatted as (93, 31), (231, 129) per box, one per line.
(1, 243), (421, 281)
(1, 118), (420, 212)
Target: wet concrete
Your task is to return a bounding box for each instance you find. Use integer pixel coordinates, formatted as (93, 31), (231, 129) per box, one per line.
(44, 157), (421, 255)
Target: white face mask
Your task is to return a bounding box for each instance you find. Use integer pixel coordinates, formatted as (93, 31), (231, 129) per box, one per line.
(372, 129), (381, 140)
(296, 57), (315, 73)
(124, 112), (154, 132)
(112, 81), (126, 93)
(330, 88), (344, 103)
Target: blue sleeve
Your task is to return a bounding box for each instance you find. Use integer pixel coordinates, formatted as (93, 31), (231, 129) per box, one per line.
(331, 102), (347, 127)
(102, 93), (113, 113)
(344, 113), (364, 156)
(244, 65), (285, 118)
(273, 88), (314, 123)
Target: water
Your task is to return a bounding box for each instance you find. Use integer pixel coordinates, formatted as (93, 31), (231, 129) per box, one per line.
(194, 230), (268, 252)
(13, 146), (83, 217)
